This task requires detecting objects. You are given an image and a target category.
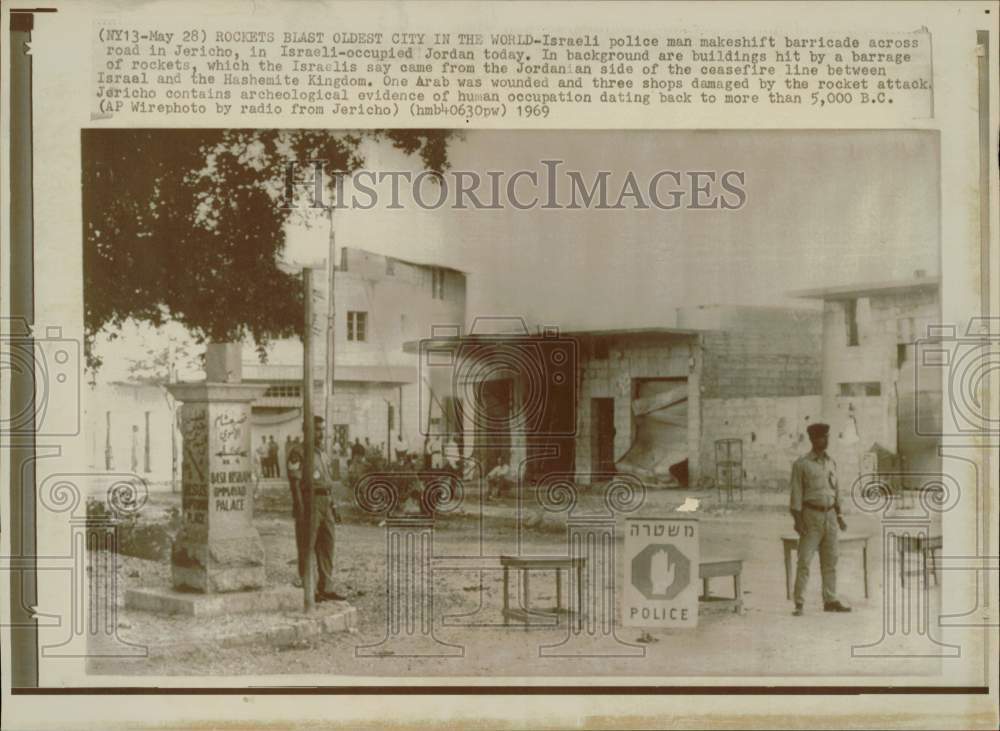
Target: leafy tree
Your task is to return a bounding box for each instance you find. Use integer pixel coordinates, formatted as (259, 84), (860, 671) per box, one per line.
(124, 335), (202, 385)
(82, 129), (452, 371)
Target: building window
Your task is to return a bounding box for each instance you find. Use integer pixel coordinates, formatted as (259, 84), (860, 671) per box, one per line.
(432, 268), (445, 300)
(386, 257), (395, 275)
(339, 247), (348, 271)
(838, 382), (882, 397)
(897, 343), (908, 367)
(264, 384), (302, 398)
(844, 299), (859, 346)
(347, 311), (368, 342)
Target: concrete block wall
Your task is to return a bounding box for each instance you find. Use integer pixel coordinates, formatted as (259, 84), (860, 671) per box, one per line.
(698, 395), (823, 487)
(679, 306), (823, 400)
(826, 394), (893, 494)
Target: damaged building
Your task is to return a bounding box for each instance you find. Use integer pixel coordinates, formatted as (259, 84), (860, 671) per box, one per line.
(791, 276), (942, 490)
(575, 306), (824, 486)
(413, 305), (824, 488)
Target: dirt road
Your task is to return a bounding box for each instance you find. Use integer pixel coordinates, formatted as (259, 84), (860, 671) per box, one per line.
(89, 488), (957, 680)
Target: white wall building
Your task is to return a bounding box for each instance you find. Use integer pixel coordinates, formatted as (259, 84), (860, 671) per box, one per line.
(243, 246), (467, 469)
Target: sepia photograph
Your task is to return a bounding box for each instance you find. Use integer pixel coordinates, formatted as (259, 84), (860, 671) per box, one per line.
(4, 1), (998, 728)
(75, 128), (953, 678)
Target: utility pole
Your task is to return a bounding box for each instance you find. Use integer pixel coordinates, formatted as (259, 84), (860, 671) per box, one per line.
(324, 213), (336, 455)
(302, 268), (316, 612)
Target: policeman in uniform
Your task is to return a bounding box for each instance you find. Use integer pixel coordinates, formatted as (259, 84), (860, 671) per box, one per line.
(789, 422), (851, 616)
(288, 416), (344, 602)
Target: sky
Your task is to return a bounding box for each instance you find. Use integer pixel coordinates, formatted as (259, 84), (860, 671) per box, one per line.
(92, 129), (940, 382)
(296, 129), (939, 328)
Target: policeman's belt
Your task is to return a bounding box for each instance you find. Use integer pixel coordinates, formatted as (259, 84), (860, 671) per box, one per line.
(803, 501), (835, 512)
(310, 488), (330, 496)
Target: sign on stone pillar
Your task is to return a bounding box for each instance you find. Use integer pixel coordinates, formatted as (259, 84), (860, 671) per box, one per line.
(167, 357), (267, 593)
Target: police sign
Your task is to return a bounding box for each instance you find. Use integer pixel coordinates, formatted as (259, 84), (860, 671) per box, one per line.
(623, 517), (699, 628)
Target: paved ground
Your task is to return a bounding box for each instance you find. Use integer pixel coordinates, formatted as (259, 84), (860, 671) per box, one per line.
(88, 482), (951, 679)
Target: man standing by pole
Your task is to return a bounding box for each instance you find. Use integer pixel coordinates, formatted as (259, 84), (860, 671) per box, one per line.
(789, 422), (851, 616)
(300, 268), (344, 608)
(305, 414), (344, 603)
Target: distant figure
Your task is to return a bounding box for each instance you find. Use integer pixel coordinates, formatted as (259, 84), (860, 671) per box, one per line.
(444, 435), (462, 473)
(256, 437), (268, 480)
(130, 425), (139, 472)
(486, 456), (513, 500)
(394, 433), (409, 463)
(350, 437), (366, 463)
(429, 435), (444, 470)
(268, 435), (280, 478)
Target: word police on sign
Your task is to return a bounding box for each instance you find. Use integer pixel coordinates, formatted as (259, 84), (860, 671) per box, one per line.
(623, 517), (700, 628)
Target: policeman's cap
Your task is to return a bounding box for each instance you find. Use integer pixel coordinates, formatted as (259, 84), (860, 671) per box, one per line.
(806, 422), (830, 440)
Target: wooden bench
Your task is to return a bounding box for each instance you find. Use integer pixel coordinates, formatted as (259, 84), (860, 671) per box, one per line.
(699, 557), (744, 614)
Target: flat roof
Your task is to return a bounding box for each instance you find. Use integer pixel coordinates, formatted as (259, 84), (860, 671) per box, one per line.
(346, 246), (468, 274)
(789, 277), (940, 300)
(557, 326), (702, 338)
(402, 327), (701, 353)
(242, 363), (415, 384)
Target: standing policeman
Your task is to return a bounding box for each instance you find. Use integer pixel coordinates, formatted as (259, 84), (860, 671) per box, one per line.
(789, 422), (851, 616)
(289, 416), (345, 602)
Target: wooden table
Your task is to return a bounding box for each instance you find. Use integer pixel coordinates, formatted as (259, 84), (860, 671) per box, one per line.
(699, 557), (744, 613)
(501, 555), (587, 627)
(781, 533), (870, 600)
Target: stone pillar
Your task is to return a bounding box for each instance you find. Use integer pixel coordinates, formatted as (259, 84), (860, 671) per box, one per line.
(168, 348), (267, 593)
